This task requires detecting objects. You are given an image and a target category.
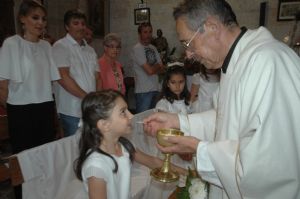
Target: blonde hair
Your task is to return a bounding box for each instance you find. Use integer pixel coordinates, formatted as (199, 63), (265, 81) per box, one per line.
(103, 33), (121, 46)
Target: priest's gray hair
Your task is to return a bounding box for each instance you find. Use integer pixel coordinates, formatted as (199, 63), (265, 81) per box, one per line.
(173, 0), (238, 33)
(103, 33), (121, 46)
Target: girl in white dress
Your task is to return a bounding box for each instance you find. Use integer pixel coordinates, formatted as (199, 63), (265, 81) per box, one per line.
(156, 65), (191, 114)
(74, 90), (186, 199)
(144, 65), (192, 198)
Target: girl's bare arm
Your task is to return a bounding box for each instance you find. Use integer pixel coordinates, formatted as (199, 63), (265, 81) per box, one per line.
(134, 148), (187, 176)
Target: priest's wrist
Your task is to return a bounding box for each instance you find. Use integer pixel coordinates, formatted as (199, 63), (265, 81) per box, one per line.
(191, 138), (200, 153)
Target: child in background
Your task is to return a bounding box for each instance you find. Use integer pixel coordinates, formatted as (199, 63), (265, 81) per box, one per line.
(74, 90), (186, 199)
(190, 65), (220, 113)
(143, 65), (192, 199)
(156, 65), (191, 114)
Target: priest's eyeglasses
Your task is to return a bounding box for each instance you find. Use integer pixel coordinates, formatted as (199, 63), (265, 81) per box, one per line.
(181, 27), (201, 50)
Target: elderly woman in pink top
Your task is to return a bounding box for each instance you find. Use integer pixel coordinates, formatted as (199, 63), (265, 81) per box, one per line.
(98, 33), (126, 94)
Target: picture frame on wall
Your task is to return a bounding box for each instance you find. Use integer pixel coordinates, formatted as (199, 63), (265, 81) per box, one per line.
(88, 0), (105, 37)
(134, 8), (150, 25)
(277, 0), (300, 21)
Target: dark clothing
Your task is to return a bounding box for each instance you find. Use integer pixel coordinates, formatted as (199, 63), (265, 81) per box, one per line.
(7, 101), (56, 153)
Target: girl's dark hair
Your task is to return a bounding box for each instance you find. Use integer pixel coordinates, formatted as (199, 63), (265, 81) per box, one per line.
(74, 89), (135, 181)
(18, 0), (47, 34)
(159, 65), (190, 105)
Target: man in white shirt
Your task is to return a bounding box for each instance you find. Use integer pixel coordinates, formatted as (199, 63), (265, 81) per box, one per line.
(131, 22), (165, 113)
(52, 10), (101, 137)
(144, 0), (300, 199)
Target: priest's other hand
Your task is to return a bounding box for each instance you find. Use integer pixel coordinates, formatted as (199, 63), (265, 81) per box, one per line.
(156, 135), (200, 154)
(143, 112), (179, 136)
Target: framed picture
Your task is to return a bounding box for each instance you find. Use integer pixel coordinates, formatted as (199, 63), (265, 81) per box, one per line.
(134, 8), (150, 25)
(277, 0), (300, 21)
(88, 0), (105, 37)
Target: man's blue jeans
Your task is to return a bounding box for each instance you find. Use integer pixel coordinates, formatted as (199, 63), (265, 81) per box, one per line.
(59, 113), (80, 137)
(135, 91), (159, 113)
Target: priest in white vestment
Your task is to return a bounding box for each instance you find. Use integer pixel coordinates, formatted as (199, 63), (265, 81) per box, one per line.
(144, 1), (300, 199)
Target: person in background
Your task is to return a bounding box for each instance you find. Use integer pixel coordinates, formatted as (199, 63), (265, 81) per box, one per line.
(190, 64), (220, 113)
(131, 22), (165, 113)
(98, 33), (126, 95)
(143, 65), (192, 199)
(0, 1), (60, 198)
(74, 90), (186, 199)
(152, 29), (169, 64)
(52, 10), (101, 137)
(0, 0), (59, 156)
(156, 65), (191, 114)
(144, 0), (300, 199)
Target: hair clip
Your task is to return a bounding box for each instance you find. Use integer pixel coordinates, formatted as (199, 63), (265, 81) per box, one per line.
(167, 61), (184, 67)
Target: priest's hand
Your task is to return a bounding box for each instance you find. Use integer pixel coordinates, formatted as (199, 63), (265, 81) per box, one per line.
(143, 112), (179, 136)
(156, 135), (200, 154)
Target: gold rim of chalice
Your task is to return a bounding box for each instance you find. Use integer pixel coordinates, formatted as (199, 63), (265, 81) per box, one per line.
(156, 128), (184, 147)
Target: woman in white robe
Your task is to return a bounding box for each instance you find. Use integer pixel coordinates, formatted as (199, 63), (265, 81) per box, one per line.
(0, 2), (60, 198)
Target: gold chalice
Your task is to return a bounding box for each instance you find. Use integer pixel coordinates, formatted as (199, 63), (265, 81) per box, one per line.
(150, 128), (184, 183)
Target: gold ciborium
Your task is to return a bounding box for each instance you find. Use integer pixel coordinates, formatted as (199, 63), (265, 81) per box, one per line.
(150, 128), (184, 183)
